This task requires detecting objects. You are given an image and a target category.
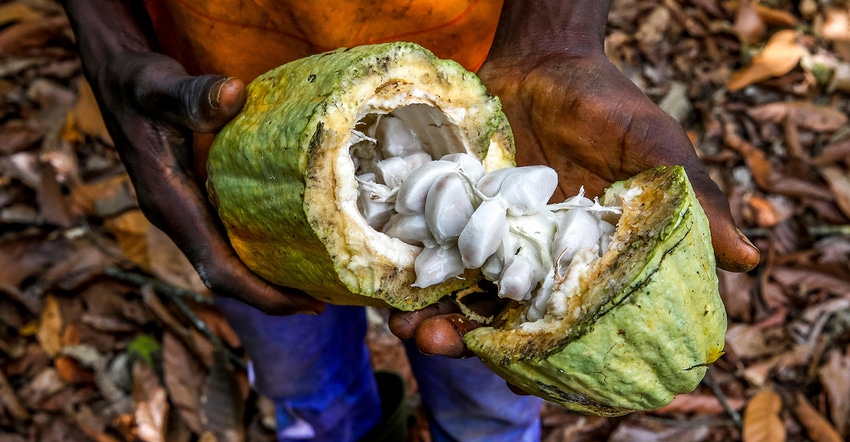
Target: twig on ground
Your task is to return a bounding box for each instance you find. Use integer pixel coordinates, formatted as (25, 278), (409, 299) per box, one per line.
(104, 266), (245, 369)
(703, 368), (743, 429)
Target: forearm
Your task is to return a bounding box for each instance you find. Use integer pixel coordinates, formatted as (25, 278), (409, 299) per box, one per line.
(62, 0), (156, 79)
(489, 0), (611, 60)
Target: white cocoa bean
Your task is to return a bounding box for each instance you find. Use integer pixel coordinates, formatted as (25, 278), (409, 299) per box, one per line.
(497, 166), (558, 216)
(481, 253), (504, 281)
(551, 209), (599, 269)
(425, 173), (475, 246)
(376, 115), (422, 158)
(357, 190), (394, 229)
(395, 160), (457, 215)
(403, 152), (433, 173)
(498, 256), (535, 301)
(598, 219), (617, 255)
(382, 213), (435, 247)
(477, 168), (515, 197)
(441, 153), (485, 183)
(458, 198), (508, 268)
(412, 246), (465, 288)
(375, 156), (411, 188)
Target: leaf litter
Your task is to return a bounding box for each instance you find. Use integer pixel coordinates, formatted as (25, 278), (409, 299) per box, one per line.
(1, 0), (850, 441)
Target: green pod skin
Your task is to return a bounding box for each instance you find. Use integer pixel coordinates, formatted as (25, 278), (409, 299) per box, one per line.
(207, 42), (515, 310)
(464, 166), (726, 416)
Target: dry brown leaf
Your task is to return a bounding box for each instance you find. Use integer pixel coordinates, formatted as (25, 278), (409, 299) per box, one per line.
(747, 102), (848, 132)
(146, 226), (209, 295)
(718, 269), (753, 321)
(19, 367), (65, 409)
(728, 30), (803, 91)
(163, 332), (205, 434)
(819, 166), (850, 220)
(0, 370), (30, 421)
(724, 1), (798, 27)
(818, 349), (850, 436)
(104, 210), (152, 270)
(69, 174), (137, 218)
(0, 118), (46, 155)
(654, 392), (746, 415)
(0, 2), (45, 26)
(36, 294), (63, 357)
(733, 0), (765, 45)
(200, 351), (245, 442)
(743, 389), (786, 442)
(55, 355), (95, 384)
(771, 266), (850, 296)
(726, 324), (789, 359)
(133, 362), (169, 442)
(822, 8), (850, 42)
(813, 137), (850, 166)
(38, 164), (76, 228)
(65, 78), (112, 144)
(0, 15), (68, 56)
(793, 392), (843, 442)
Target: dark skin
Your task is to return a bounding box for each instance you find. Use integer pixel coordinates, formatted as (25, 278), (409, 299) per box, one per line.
(63, 0), (759, 358)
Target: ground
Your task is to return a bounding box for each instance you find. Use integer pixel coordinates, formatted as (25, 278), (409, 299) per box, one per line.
(1, 0), (849, 441)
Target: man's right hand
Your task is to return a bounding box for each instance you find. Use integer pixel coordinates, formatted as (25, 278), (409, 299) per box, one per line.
(63, 0), (323, 315)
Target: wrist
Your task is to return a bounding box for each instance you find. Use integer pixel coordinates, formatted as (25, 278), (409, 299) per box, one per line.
(63, 0), (156, 79)
(488, 0), (611, 61)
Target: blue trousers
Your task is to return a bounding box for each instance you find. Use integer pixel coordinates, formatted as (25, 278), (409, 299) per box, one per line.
(216, 299), (542, 442)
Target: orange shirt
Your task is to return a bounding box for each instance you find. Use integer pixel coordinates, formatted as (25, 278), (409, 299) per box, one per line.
(143, 0), (504, 82)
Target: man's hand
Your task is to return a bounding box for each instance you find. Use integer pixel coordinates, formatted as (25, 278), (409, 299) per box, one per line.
(64, 0), (323, 315)
(391, 0), (758, 358)
(477, 51), (760, 273)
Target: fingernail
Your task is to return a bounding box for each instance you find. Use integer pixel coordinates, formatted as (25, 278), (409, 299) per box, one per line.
(736, 228), (757, 251)
(209, 77), (233, 109)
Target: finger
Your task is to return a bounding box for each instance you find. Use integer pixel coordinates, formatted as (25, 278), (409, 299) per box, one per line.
(126, 127), (324, 316)
(196, 248), (325, 316)
(129, 56), (246, 133)
(687, 170), (760, 272)
(413, 313), (480, 358)
(388, 298), (460, 340)
(507, 383), (530, 396)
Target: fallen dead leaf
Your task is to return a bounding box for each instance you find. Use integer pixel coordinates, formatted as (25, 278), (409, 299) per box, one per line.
(133, 362), (169, 442)
(771, 266), (850, 297)
(200, 350), (245, 442)
(609, 419), (709, 442)
(0, 14), (68, 56)
(813, 136), (850, 166)
(724, 1), (799, 27)
(793, 392), (843, 442)
(0, 370), (30, 421)
(747, 102), (849, 132)
(163, 332), (205, 434)
(654, 392), (746, 415)
(64, 78), (112, 145)
(726, 324), (789, 359)
(104, 210), (152, 270)
(146, 226), (209, 295)
(0, 2), (45, 26)
(821, 8), (850, 43)
(729, 30), (803, 91)
(742, 389), (786, 442)
(733, 0), (765, 45)
(819, 166), (850, 220)
(818, 348), (850, 436)
(718, 269), (753, 321)
(36, 294), (63, 357)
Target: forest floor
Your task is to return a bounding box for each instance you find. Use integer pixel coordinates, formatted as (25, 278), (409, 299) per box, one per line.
(1, 0), (849, 441)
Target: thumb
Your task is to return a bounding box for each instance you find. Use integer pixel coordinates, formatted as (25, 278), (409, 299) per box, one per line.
(129, 56), (246, 133)
(688, 170), (760, 272)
